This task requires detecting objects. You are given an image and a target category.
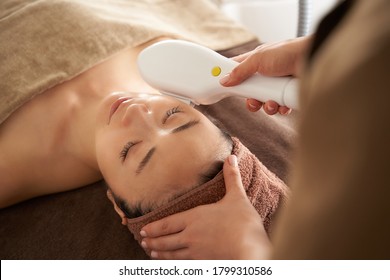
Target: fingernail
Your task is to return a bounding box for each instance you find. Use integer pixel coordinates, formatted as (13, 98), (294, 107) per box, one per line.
(140, 230), (147, 237)
(151, 251), (158, 259)
(248, 101), (257, 109)
(267, 104), (276, 112)
(281, 108), (292, 115)
(219, 73), (230, 85)
(141, 240), (148, 249)
(228, 155), (237, 167)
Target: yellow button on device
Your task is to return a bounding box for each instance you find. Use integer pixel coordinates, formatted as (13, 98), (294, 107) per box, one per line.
(211, 66), (221, 77)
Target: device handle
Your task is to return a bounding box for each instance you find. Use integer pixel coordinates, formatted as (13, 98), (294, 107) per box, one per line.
(228, 74), (299, 110)
(283, 78), (299, 110)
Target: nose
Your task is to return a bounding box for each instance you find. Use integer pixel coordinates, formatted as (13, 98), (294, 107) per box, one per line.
(121, 103), (153, 127)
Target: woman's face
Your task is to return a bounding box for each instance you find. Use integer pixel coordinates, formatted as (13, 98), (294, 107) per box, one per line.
(95, 92), (229, 211)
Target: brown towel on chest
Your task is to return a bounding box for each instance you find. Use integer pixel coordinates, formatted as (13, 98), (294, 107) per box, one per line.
(126, 137), (289, 254)
(0, 0), (256, 124)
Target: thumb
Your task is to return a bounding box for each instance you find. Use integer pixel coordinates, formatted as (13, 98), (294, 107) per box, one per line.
(222, 155), (247, 198)
(220, 56), (260, 87)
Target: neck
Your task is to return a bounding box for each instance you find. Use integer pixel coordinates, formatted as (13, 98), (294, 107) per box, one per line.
(0, 85), (102, 193)
(0, 43), (162, 192)
(66, 93), (100, 172)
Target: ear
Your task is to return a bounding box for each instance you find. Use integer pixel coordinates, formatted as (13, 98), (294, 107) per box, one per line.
(106, 190), (128, 226)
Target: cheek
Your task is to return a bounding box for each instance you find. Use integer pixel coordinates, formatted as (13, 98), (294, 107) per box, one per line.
(95, 136), (111, 167)
(95, 132), (122, 180)
(95, 127), (123, 161)
(102, 160), (138, 205)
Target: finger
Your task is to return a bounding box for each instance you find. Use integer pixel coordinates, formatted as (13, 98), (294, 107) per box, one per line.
(141, 212), (188, 238)
(263, 101), (279, 115)
(220, 57), (257, 86)
(246, 99), (263, 112)
(222, 155), (246, 197)
(220, 55), (262, 87)
(150, 248), (191, 260)
(142, 233), (187, 252)
(230, 51), (253, 63)
(279, 106), (292, 115)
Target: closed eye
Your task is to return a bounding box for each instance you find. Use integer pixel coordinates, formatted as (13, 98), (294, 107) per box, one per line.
(120, 141), (140, 163)
(162, 106), (183, 124)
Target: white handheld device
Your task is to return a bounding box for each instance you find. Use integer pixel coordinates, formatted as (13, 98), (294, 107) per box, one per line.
(137, 40), (299, 109)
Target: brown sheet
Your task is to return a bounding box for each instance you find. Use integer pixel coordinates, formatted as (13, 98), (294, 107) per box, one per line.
(0, 41), (297, 260)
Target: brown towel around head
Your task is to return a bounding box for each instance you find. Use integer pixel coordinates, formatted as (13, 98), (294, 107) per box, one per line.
(126, 137), (289, 253)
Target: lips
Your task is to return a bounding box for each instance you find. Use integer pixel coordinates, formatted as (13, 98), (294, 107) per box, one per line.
(108, 97), (132, 124)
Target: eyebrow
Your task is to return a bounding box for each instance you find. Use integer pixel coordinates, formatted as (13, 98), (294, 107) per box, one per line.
(171, 119), (200, 134)
(136, 147), (156, 175)
(135, 119), (201, 175)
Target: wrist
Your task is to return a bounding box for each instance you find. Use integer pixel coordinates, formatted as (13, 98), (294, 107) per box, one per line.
(234, 225), (272, 259)
(290, 36), (312, 76)
(237, 238), (272, 259)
